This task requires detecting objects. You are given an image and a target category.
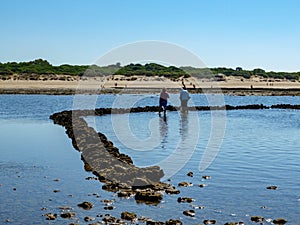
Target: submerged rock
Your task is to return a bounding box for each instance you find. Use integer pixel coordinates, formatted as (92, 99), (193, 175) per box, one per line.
(85, 176), (98, 180)
(273, 218), (287, 224)
(138, 216), (151, 223)
(166, 219), (182, 225)
(152, 182), (172, 191)
(60, 212), (76, 218)
(165, 188), (180, 194)
(202, 175), (211, 180)
(146, 220), (164, 225)
(177, 197), (194, 203)
(266, 185), (278, 190)
(102, 199), (114, 204)
(178, 182), (192, 187)
(58, 206), (73, 210)
(132, 177), (152, 188)
(102, 183), (120, 192)
(44, 213), (57, 220)
(77, 201), (93, 210)
(183, 210), (195, 217)
(117, 191), (133, 198)
(251, 216), (264, 223)
(84, 216), (95, 222)
(121, 211), (137, 221)
(203, 219), (216, 224)
(187, 171), (193, 177)
(224, 222), (244, 225)
(104, 206), (115, 210)
(135, 190), (163, 203)
(102, 214), (121, 223)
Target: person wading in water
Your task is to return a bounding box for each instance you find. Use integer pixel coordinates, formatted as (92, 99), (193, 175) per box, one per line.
(180, 87), (190, 113)
(159, 87), (170, 116)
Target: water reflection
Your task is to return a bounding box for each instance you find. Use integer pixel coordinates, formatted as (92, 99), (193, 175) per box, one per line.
(159, 114), (168, 149)
(179, 112), (188, 142)
(156, 111), (200, 179)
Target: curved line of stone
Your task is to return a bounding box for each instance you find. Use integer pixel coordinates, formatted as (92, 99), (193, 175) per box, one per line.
(49, 104), (300, 203)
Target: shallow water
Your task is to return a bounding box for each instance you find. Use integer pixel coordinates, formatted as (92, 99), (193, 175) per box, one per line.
(0, 94), (300, 224)
(89, 109), (300, 223)
(1, 94), (300, 119)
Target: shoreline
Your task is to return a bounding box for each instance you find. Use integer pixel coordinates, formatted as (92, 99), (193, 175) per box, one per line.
(1, 77), (300, 95)
(1, 87), (300, 96)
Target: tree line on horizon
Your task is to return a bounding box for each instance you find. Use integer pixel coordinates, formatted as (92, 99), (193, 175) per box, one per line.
(0, 59), (121, 77)
(115, 63), (189, 79)
(0, 59), (299, 81)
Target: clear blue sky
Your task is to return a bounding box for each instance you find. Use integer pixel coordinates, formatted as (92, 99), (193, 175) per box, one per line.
(1, 0), (300, 71)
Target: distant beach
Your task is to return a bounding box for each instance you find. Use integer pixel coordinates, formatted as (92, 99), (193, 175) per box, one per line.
(1, 75), (300, 95)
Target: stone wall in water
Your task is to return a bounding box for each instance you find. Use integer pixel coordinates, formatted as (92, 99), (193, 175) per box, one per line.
(49, 104), (300, 203)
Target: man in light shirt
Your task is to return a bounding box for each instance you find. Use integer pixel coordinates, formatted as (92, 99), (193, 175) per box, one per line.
(180, 87), (190, 112)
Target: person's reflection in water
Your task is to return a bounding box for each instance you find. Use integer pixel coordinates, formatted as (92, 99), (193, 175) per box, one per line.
(159, 114), (168, 149)
(180, 112), (189, 142)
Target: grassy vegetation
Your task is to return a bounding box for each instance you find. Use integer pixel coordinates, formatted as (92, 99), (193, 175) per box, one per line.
(0, 59), (86, 76)
(210, 67), (300, 81)
(0, 59), (299, 81)
(0, 59), (120, 77)
(180, 66), (300, 81)
(180, 66), (214, 78)
(114, 63), (189, 79)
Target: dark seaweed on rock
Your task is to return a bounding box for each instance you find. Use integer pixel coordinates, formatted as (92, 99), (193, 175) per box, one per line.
(50, 110), (163, 187)
(271, 104), (300, 109)
(50, 107), (175, 205)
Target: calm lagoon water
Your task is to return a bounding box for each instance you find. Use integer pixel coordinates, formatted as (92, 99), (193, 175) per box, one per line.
(0, 94), (300, 224)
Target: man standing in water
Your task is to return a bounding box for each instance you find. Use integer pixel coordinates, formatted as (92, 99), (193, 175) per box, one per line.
(180, 87), (190, 112)
(159, 87), (170, 116)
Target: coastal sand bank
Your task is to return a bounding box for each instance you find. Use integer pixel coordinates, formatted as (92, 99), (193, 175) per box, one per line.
(1, 75), (300, 95)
